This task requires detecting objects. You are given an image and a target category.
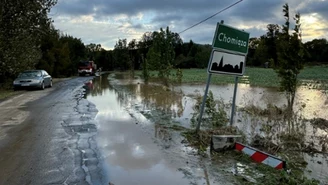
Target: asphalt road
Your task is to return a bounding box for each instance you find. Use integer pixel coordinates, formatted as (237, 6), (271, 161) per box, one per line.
(0, 77), (103, 185)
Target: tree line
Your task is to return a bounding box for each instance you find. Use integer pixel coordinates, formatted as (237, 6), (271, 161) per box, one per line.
(247, 29), (328, 67)
(1, 0), (327, 86)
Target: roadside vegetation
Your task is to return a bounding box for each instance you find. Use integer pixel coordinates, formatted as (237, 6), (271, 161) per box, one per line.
(0, 90), (20, 101)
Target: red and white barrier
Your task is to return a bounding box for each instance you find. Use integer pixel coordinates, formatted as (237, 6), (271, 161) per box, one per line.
(235, 142), (286, 170)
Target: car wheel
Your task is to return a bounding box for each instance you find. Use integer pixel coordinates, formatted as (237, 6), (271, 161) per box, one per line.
(49, 80), (53, 88)
(40, 82), (45, 90)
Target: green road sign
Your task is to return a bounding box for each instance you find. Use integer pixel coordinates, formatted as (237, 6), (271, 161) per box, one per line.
(212, 23), (250, 54)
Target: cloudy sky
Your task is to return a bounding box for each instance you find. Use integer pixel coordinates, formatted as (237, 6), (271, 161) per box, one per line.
(50, 0), (328, 50)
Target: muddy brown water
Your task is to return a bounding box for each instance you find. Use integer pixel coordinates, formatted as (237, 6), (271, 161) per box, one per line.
(85, 73), (328, 184)
(84, 74), (236, 185)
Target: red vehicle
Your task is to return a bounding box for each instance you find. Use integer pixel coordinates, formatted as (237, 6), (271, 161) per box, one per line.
(78, 61), (97, 76)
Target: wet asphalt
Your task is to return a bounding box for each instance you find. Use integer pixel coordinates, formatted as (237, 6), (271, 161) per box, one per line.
(0, 77), (102, 185)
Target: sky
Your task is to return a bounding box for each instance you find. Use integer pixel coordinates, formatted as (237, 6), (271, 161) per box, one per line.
(50, 0), (328, 50)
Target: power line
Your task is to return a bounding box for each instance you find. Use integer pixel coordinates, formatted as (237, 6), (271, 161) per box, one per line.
(178, 0), (244, 34)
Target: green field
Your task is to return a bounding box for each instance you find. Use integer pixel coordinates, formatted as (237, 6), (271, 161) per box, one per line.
(136, 66), (328, 88)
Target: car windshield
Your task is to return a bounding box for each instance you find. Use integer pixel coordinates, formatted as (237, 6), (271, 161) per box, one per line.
(18, 71), (42, 78)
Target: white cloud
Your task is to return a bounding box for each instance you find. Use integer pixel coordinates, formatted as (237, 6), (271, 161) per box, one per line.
(50, 0), (328, 49)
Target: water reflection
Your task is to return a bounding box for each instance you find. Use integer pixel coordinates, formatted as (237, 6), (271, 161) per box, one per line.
(82, 75), (111, 98)
(84, 73), (194, 185)
(84, 73), (328, 184)
(126, 84), (184, 117)
(106, 74), (192, 126)
(304, 153), (328, 184)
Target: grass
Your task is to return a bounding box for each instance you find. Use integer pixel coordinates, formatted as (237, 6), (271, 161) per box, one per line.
(136, 65), (328, 88)
(0, 90), (20, 101)
(179, 67), (281, 87)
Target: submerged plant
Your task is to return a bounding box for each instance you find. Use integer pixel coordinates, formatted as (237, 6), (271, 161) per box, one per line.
(191, 90), (228, 129)
(175, 68), (183, 83)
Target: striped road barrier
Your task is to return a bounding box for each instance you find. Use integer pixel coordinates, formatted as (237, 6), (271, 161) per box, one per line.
(235, 142), (286, 170)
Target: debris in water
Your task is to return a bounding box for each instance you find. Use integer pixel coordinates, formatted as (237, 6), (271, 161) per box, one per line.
(310, 118), (328, 130)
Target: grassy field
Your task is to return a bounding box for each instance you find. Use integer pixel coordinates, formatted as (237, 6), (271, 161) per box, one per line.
(136, 65), (328, 88)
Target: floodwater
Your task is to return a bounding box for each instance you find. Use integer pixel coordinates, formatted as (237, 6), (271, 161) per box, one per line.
(84, 74), (234, 185)
(84, 72), (328, 184)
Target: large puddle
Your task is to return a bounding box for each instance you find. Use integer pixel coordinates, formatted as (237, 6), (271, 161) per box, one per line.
(84, 74), (232, 185)
(84, 72), (328, 184)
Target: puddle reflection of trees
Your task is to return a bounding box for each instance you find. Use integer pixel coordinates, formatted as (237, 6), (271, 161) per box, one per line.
(83, 75), (111, 98)
(90, 75), (111, 96)
(112, 83), (185, 121)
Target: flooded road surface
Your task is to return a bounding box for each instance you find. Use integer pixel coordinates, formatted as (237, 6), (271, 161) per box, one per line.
(85, 74), (235, 185)
(85, 72), (328, 184)
(177, 85), (328, 184)
(304, 153), (328, 184)
(88, 88), (192, 185)
(176, 84), (328, 120)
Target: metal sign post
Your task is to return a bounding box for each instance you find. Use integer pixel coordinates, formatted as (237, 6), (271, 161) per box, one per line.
(196, 73), (212, 133)
(195, 20), (249, 133)
(230, 76), (239, 126)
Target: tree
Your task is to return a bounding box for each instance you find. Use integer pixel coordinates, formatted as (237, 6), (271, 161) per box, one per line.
(266, 24), (280, 67)
(36, 29), (88, 77)
(138, 32), (154, 81)
(95, 49), (111, 71)
(304, 39), (328, 64)
(252, 36), (269, 67)
(53, 42), (71, 77)
(128, 39), (139, 76)
(175, 41), (197, 69)
(147, 27), (177, 86)
(138, 32), (154, 59)
(59, 34), (86, 72)
(0, 0), (57, 83)
(36, 26), (59, 75)
(275, 4), (305, 132)
(113, 39), (129, 70)
(194, 44), (212, 68)
(86, 43), (102, 61)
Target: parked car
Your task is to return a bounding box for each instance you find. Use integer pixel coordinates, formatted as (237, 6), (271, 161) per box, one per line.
(78, 61), (97, 76)
(13, 70), (52, 91)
